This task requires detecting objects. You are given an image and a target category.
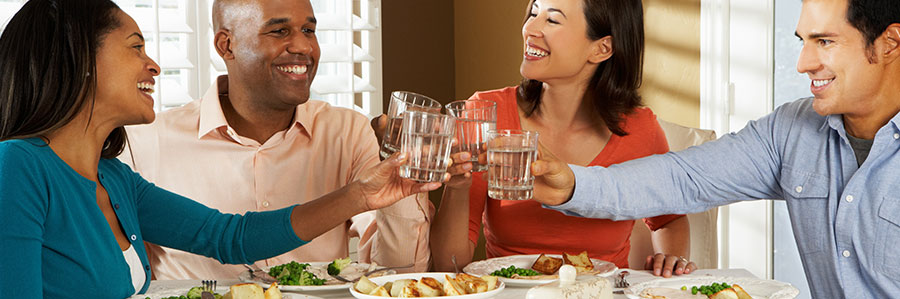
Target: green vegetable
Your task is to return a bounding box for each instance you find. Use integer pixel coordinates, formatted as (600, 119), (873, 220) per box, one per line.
(186, 286), (203, 299)
(327, 257), (352, 275)
(489, 265), (541, 278)
(268, 261), (327, 286)
(686, 282), (733, 296)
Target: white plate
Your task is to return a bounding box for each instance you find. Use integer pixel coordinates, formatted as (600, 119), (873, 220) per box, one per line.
(463, 254), (617, 287)
(624, 276), (799, 299)
(134, 286), (323, 299)
(239, 262), (387, 292)
(349, 272), (505, 299)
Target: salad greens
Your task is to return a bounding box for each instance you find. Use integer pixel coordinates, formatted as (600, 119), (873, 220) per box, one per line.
(268, 261), (326, 286)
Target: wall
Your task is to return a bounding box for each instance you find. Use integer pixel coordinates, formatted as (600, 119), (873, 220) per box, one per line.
(642, 0), (701, 128)
(453, 0), (524, 99)
(381, 0), (456, 109)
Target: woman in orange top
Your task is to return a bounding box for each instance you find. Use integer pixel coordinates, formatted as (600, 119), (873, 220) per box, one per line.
(431, 0), (697, 277)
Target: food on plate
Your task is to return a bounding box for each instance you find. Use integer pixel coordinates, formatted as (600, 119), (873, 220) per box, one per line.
(639, 287), (707, 299)
(525, 265), (613, 299)
(369, 286), (391, 296)
(640, 283), (752, 299)
(353, 274), (500, 297)
(221, 282), (283, 299)
(355, 276), (380, 294)
(328, 257), (352, 275)
(150, 286), (223, 299)
(562, 251), (594, 272)
(268, 261), (326, 286)
(491, 265), (541, 278)
(531, 253), (564, 275)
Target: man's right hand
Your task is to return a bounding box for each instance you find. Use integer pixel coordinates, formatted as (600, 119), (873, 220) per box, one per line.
(530, 144), (576, 206)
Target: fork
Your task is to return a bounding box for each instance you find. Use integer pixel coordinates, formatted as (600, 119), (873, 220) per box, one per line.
(201, 280), (216, 299)
(614, 270), (631, 288)
(331, 263), (415, 283)
(243, 264), (278, 284)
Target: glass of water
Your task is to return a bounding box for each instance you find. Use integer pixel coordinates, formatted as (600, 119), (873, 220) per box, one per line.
(381, 91), (442, 159)
(399, 111), (457, 182)
(486, 130), (540, 200)
(445, 100), (497, 172)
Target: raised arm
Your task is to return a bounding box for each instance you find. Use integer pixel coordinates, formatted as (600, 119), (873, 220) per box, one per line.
(136, 152), (442, 264)
(533, 108), (787, 219)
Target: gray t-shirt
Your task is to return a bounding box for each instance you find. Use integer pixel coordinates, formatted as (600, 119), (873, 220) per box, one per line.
(846, 134), (874, 167)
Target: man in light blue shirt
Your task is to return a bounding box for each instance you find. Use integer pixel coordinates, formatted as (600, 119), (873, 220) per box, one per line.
(526, 0), (900, 297)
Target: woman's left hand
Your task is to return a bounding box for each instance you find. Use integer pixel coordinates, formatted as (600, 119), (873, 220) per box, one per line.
(356, 152), (445, 210)
(645, 253), (697, 277)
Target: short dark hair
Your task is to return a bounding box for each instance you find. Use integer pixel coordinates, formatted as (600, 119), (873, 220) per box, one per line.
(518, 0), (644, 136)
(846, 0), (900, 47)
(0, 0), (126, 158)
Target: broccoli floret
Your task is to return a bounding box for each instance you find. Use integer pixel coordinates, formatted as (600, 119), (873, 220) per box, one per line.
(327, 257), (352, 275)
(185, 286), (204, 299)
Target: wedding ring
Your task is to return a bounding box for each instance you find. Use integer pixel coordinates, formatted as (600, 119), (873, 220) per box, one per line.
(678, 256), (689, 264)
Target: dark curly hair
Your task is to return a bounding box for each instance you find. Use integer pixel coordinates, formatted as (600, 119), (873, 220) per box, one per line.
(0, 0), (127, 158)
(517, 0), (644, 136)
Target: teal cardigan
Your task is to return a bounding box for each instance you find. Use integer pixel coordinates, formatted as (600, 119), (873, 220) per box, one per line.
(0, 139), (308, 298)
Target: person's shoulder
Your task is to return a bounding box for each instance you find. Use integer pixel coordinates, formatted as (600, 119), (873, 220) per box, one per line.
(305, 100), (370, 124)
(0, 139), (43, 163)
(0, 139), (47, 179)
(470, 86), (518, 102)
(621, 107), (662, 133)
(127, 99), (202, 136)
(770, 97), (825, 128)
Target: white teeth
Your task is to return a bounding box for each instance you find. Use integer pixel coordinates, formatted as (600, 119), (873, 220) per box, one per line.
(137, 82), (154, 94)
(526, 46), (549, 57)
(277, 65), (308, 75)
(813, 79), (833, 87)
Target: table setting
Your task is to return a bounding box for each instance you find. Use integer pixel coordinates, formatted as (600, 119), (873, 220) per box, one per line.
(132, 266), (798, 299)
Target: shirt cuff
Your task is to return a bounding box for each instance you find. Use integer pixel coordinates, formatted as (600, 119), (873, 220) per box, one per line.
(541, 164), (596, 218)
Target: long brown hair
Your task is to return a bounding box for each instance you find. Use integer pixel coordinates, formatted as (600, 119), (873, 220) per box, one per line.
(0, 0), (127, 158)
(517, 0), (644, 136)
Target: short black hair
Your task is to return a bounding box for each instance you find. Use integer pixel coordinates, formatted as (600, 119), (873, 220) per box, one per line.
(0, 0), (127, 158)
(518, 0), (644, 136)
(846, 0), (900, 47)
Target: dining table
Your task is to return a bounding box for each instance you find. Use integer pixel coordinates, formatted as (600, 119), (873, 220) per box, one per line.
(132, 268), (759, 299)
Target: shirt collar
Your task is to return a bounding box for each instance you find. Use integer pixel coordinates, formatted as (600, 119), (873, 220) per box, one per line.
(823, 110), (900, 140)
(198, 75), (312, 140)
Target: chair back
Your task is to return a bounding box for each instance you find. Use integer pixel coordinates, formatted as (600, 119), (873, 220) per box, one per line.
(627, 119), (718, 269)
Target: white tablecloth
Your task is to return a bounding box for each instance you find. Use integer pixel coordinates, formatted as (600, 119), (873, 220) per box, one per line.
(134, 269), (756, 299)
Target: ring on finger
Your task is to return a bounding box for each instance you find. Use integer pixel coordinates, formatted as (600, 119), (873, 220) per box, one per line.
(678, 256), (689, 264)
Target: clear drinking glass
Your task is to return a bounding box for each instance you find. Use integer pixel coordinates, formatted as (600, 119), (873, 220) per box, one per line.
(486, 130), (540, 200)
(445, 100), (497, 172)
(399, 111), (457, 182)
(381, 91), (442, 159)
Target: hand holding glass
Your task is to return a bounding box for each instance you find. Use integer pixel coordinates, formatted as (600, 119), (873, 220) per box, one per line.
(445, 100), (497, 172)
(399, 111), (456, 183)
(486, 130), (540, 200)
(381, 91), (442, 159)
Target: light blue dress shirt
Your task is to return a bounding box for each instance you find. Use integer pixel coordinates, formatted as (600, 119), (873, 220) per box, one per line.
(0, 138), (308, 298)
(547, 98), (900, 298)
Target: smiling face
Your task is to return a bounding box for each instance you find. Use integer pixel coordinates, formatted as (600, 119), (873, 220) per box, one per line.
(218, 0), (320, 109)
(795, 0), (890, 117)
(93, 9), (160, 126)
(519, 0), (607, 85)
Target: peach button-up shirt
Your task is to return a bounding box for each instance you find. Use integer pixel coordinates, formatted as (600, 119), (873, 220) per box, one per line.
(120, 76), (433, 279)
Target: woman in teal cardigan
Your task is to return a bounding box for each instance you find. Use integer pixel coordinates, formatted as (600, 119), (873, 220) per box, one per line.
(0, 1), (442, 298)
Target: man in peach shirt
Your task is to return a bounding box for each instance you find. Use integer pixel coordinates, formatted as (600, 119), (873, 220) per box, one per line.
(120, 0), (432, 279)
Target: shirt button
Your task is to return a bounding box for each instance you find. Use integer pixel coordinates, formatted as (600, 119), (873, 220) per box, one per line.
(846, 195), (854, 203)
(894, 133), (899, 139)
(99, 174), (105, 180)
(842, 250), (851, 257)
(114, 203), (120, 209)
(130, 234), (137, 241)
(795, 186), (803, 193)
(262, 201), (270, 208)
(145, 265), (150, 271)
